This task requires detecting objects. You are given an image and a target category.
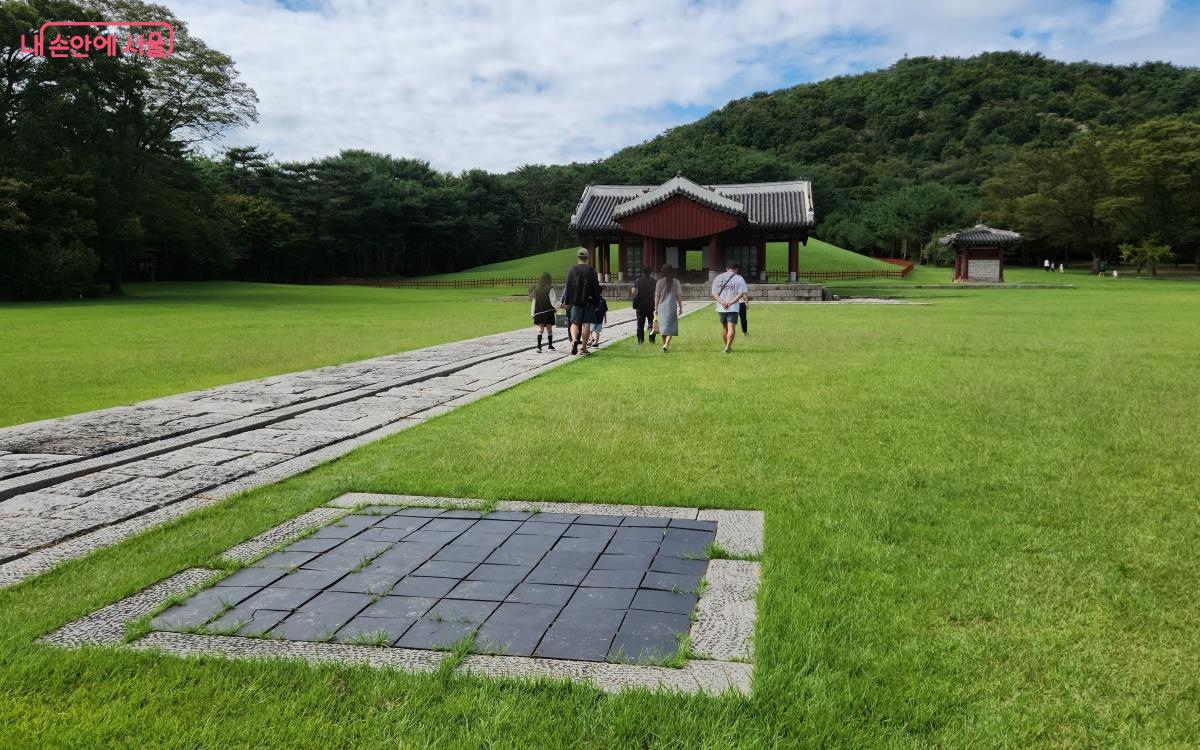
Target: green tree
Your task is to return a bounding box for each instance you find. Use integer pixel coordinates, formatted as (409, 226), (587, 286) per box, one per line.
(1118, 238), (1173, 276)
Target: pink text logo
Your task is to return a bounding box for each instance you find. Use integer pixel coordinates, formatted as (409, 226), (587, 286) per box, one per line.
(19, 21), (175, 59)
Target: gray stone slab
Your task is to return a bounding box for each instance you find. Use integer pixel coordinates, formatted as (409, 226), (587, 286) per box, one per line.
(445, 579), (517, 601)
(580, 568), (644, 589)
(391, 576), (457, 598)
(468, 563), (533, 583)
(525, 565), (588, 586)
(242, 586), (319, 611)
(425, 598), (498, 625)
(631, 589), (698, 615)
(505, 583), (574, 606)
(209, 606), (290, 636)
(298, 590), (372, 615)
(255, 550), (316, 569)
(152, 586), (259, 631)
(605, 539), (661, 557)
(395, 619), (474, 649)
(609, 609), (689, 664)
(567, 587), (635, 610)
(214, 567), (285, 588)
(650, 555), (708, 576)
(535, 624), (617, 662)
(359, 595), (437, 620)
(335, 615), (413, 645)
(594, 554), (653, 571)
(613, 526), (667, 542)
(329, 571), (401, 595)
(641, 571), (702, 594)
(271, 611), (354, 642)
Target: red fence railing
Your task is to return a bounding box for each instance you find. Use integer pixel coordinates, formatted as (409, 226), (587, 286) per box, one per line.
(878, 258), (916, 277)
(764, 269), (904, 281)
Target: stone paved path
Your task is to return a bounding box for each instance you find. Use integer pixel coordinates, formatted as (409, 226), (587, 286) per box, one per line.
(0, 303), (705, 587)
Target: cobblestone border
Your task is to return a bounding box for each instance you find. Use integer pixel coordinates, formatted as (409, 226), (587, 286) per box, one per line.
(39, 491), (759, 695)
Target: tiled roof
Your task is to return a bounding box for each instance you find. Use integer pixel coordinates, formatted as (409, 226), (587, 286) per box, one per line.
(569, 177), (815, 233)
(939, 224), (1023, 246)
(611, 176), (746, 220)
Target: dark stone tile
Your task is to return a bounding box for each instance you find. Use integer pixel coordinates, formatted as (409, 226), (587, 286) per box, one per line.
(273, 568), (346, 590)
(658, 540), (709, 558)
(664, 528), (717, 546)
(484, 547), (546, 566)
(255, 550), (316, 569)
(360, 595), (438, 620)
(425, 598), (498, 625)
(299, 553), (364, 572)
(608, 609), (689, 664)
(567, 587), (635, 610)
(641, 571), (702, 594)
(377, 541), (441, 561)
(215, 567), (283, 588)
(486, 602), (561, 626)
(413, 560), (477, 579)
(311, 524), (363, 540)
(506, 583), (574, 606)
(151, 587), (259, 631)
(649, 555), (708, 576)
(555, 606), (626, 631)
(395, 619), (474, 649)
(594, 554), (653, 571)
(330, 571), (400, 595)
(515, 521), (569, 536)
(552, 537), (608, 554)
(391, 576), (457, 598)
(283, 537), (345, 553)
(562, 524), (616, 540)
(454, 532), (510, 551)
(668, 519), (718, 532)
(335, 615), (414, 645)
(534, 625), (615, 662)
(473, 622), (547, 656)
(210, 606), (289, 636)
(471, 519), (523, 534)
(484, 511), (532, 521)
(604, 539), (661, 557)
(362, 558), (422, 578)
(358, 505), (400, 515)
(620, 516), (670, 528)
(394, 507), (444, 517)
(338, 514), (384, 528)
(580, 568), (644, 589)
(357, 526), (413, 543)
(374, 516), (430, 531)
(333, 539), (393, 558)
(424, 518), (476, 532)
(403, 530), (463, 546)
(540, 550), (599, 569)
(529, 512), (577, 524)
(242, 586), (318, 611)
(295, 590), (369, 614)
(467, 563), (533, 583)
(432, 545), (493, 563)
(525, 565), (588, 586)
(445, 579), (518, 601)
(613, 526), (667, 542)
(572, 514), (623, 526)
(270, 611), (353, 641)
(631, 589), (698, 615)
(503, 534), (558, 551)
(439, 510), (483, 519)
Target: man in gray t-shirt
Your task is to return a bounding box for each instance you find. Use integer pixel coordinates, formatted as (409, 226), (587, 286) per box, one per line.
(711, 262), (747, 353)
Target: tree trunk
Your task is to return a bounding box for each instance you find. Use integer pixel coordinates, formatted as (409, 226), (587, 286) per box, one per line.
(1090, 253), (1100, 274)
(108, 263), (124, 296)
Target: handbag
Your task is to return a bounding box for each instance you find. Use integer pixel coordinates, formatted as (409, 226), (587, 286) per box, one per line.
(652, 313), (660, 335)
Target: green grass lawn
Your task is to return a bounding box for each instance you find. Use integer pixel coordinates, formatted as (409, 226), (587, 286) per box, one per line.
(2, 278), (1197, 747)
(0, 282), (530, 428)
(435, 239), (892, 279)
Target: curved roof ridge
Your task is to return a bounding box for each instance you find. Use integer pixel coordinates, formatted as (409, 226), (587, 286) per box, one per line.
(611, 175), (745, 220)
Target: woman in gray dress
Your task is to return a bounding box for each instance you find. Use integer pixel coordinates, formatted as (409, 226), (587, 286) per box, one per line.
(654, 264), (683, 353)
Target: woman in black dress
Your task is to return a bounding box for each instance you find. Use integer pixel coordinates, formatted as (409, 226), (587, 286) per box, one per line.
(531, 272), (558, 352)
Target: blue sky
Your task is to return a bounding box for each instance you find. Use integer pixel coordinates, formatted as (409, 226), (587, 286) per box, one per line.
(164, 0), (1200, 172)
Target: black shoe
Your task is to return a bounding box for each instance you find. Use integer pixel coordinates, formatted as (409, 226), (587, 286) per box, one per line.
(547, 344), (556, 350)
(571, 341), (579, 355)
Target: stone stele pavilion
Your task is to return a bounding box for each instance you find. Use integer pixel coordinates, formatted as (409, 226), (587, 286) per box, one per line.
(568, 175), (816, 284)
(940, 223), (1023, 283)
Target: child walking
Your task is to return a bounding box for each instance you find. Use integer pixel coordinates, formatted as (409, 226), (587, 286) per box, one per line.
(589, 287), (609, 348)
(531, 272), (558, 352)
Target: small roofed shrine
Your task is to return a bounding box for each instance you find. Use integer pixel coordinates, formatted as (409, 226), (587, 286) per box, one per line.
(939, 224), (1022, 283)
(568, 175), (816, 282)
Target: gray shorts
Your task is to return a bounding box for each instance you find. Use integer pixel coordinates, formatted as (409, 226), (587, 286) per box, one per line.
(718, 311), (739, 325)
(568, 305), (594, 325)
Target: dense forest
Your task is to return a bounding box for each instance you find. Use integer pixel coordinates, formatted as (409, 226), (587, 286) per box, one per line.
(2, 0), (1199, 299)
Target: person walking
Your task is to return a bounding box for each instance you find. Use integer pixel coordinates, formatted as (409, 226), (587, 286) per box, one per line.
(530, 272), (558, 352)
(654, 264), (683, 353)
(1044, 258), (1051, 272)
(561, 248), (601, 355)
(733, 263), (749, 336)
(631, 266), (657, 344)
(711, 261), (747, 354)
(589, 287), (609, 348)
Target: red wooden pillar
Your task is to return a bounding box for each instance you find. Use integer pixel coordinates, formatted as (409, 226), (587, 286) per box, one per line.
(600, 239), (610, 282)
(708, 233), (721, 280)
(996, 248), (1005, 282)
(787, 235), (799, 282)
(757, 237), (767, 282)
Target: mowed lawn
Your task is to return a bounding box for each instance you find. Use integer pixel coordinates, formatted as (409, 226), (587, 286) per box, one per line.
(1, 280), (1198, 747)
(0, 282), (530, 427)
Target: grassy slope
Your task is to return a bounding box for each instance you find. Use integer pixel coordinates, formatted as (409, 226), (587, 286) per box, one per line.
(434, 239), (892, 278)
(0, 282), (529, 427)
(1, 279), (1197, 747)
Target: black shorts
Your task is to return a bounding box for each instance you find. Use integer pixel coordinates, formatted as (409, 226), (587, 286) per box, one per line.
(568, 305), (594, 325)
(533, 311), (555, 326)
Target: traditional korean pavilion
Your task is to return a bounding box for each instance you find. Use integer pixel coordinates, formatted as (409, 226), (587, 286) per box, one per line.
(568, 175), (816, 282)
(939, 224), (1022, 283)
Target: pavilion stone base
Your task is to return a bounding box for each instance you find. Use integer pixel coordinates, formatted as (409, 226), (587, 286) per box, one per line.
(677, 283), (825, 302)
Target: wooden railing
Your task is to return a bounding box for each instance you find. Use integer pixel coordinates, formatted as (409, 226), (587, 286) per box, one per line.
(313, 277), (564, 289)
(764, 269), (904, 281)
(878, 258), (916, 277)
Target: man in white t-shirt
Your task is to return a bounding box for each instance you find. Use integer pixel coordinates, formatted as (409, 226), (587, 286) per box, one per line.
(711, 262), (748, 354)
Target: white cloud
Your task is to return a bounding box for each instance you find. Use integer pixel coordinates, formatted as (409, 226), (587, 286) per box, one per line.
(160, 0), (1194, 172)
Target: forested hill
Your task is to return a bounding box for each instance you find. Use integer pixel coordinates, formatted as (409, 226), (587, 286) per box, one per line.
(587, 52), (1200, 253)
